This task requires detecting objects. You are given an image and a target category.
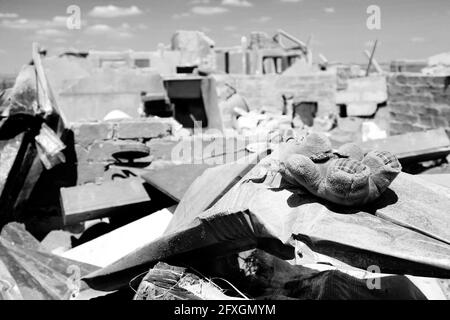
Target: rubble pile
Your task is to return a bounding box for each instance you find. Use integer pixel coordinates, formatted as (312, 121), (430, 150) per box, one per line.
(0, 30), (450, 301)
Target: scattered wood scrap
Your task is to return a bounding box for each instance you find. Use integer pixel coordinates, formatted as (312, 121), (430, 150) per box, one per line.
(60, 178), (151, 226)
(60, 208), (172, 268)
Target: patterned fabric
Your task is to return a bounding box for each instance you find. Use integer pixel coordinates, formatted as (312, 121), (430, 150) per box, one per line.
(334, 158), (367, 174)
(373, 151), (401, 169)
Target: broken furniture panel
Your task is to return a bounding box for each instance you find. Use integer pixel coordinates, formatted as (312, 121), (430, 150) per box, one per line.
(360, 128), (450, 164)
(60, 178), (151, 226)
(61, 208), (172, 268)
(418, 174), (450, 189)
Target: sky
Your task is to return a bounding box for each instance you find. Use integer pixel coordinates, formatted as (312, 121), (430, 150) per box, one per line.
(0, 0), (449, 74)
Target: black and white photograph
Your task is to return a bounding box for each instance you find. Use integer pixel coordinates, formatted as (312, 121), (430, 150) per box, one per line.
(0, 0), (449, 307)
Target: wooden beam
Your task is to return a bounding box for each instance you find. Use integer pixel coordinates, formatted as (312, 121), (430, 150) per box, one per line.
(60, 178), (151, 226)
(61, 208), (172, 268)
(364, 50), (383, 74)
(365, 40), (378, 76)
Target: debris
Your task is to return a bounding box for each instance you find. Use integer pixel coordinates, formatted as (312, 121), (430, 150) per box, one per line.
(34, 123), (66, 170)
(233, 249), (426, 300)
(361, 121), (387, 142)
(422, 52), (450, 75)
(142, 164), (215, 202)
(360, 128), (450, 164)
(83, 151), (450, 291)
(60, 178), (151, 226)
(336, 75), (387, 117)
(0, 223), (98, 300)
(60, 208), (172, 268)
(133, 262), (245, 300)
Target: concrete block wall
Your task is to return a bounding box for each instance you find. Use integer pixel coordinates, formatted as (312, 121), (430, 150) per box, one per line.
(388, 73), (450, 135)
(216, 72), (337, 116)
(70, 118), (173, 185)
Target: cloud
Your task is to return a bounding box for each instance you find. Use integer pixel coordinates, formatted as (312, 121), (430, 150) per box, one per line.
(254, 16), (272, 23)
(222, 0), (253, 7)
(191, 6), (229, 15)
(0, 12), (19, 19)
(0, 16), (80, 30)
(280, 0), (302, 2)
(410, 37), (425, 43)
(0, 49), (6, 54)
(324, 7), (335, 13)
(88, 5), (143, 18)
(173, 12), (191, 19)
(35, 28), (68, 37)
(84, 24), (134, 38)
(224, 25), (237, 31)
(190, 0), (211, 4)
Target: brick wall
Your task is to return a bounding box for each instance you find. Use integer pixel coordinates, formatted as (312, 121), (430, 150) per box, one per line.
(216, 72), (337, 116)
(388, 73), (450, 135)
(70, 118), (173, 185)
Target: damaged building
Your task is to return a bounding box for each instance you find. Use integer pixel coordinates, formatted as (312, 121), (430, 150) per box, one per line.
(0, 26), (450, 302)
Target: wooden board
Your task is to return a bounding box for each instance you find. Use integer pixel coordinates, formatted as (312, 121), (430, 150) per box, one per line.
(360, 128), (450, 163)
(141, 164), (213, 202)
(60, 178), (151, 226)
(371, 173), (450, 245)
(61, 209), (172, 268)
(164, 154), (262, 235)
(419, 174), (450, 189)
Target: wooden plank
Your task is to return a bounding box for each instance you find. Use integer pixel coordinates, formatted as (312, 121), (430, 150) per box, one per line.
(370, 172), (450, 245)
(364, 50), (383, 74)
(32, 42), (53, 115)
(61, 209), (172, 268)
(365, 40), (378, 76)
(360, 128), (450, 163)
(201, 76), (224, 132)
(164, 153), (262, 235)
(141, 164), (213, 202)
(419, 174), (450, 189)
(60, 178), (151, 226)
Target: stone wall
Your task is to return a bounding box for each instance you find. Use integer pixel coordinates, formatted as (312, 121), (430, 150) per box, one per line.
(388, 73), (450, 135)
(216, 72), (337, 116)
